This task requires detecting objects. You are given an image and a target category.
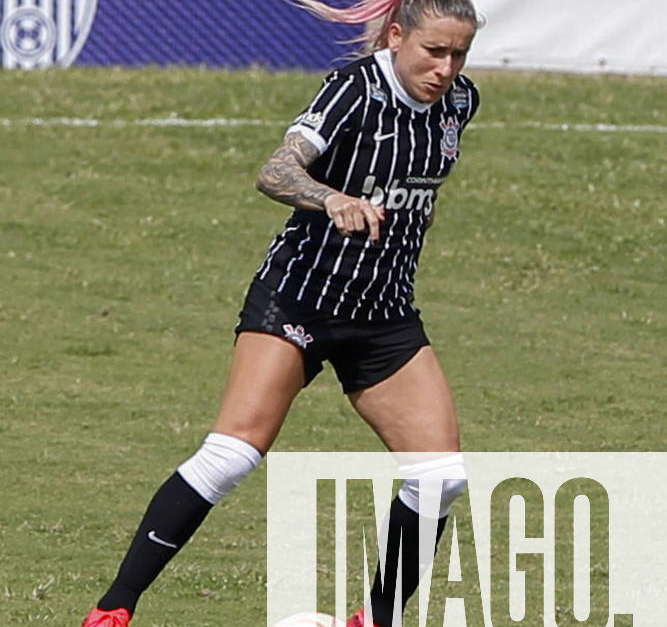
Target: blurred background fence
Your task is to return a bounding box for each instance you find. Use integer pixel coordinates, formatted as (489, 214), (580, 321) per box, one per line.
(1, 0), (666, 74)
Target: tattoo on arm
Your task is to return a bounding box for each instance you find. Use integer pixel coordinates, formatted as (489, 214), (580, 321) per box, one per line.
(256, 132), (336, 211)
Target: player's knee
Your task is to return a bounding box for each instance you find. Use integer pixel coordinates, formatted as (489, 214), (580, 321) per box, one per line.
(177, 432), (261, 505)
(216, 403), (279, 438)
(397, 453), (467, 518)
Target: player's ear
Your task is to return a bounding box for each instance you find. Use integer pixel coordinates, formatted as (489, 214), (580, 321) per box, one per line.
(387, 22), (403, 53)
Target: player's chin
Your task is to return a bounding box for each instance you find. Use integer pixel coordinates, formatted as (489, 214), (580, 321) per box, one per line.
(419, 83), (447, 103)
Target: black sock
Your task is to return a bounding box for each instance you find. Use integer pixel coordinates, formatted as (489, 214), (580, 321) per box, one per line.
(98, 472), (213, 614)
(370, 497), (447, 627)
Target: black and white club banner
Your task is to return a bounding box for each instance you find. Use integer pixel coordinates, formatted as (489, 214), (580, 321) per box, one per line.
(1, 0), (96, 69)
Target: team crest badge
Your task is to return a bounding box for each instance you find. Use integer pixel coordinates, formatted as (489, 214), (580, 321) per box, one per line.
(440, 117), (460, 160)
(282, 324), (313, 349)
(1, 0), (98, 69)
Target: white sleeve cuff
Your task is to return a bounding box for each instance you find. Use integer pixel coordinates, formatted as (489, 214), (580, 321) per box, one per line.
(284, 125), (328, 155)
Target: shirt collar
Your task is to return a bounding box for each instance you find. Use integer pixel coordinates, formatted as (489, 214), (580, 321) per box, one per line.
(374, 48), (433, 113)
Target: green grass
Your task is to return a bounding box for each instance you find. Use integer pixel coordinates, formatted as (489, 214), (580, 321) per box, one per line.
(1, 66), (665, 625)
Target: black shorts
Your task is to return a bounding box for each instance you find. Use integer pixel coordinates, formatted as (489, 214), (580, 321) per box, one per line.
(235, 278), (430, 394)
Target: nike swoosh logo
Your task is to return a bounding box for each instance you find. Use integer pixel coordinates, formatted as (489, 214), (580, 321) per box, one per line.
(148, 530), (178, 549)
(373, 131), (396, 142)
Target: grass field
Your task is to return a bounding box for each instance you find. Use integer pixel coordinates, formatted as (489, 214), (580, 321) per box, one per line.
(1, 66), (665, 626)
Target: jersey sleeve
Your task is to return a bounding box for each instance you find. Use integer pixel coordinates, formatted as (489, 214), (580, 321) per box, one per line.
(454, 74), (480, 132)
(285, 70), (365, 155)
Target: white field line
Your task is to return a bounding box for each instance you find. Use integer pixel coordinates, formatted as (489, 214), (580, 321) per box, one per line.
(0, 116), (283, 128)
(1, 116), (666, 133)
(475, 121), (667, 133)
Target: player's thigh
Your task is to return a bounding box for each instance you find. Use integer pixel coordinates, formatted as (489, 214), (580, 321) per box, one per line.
(348, 346), (460, 452)
(213, 331), (305, 454)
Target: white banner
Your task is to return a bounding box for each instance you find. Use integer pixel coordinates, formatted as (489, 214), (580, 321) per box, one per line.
(467, 0), (667, 76)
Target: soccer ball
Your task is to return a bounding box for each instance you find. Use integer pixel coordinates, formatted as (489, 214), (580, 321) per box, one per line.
(273, 612), (345, 627)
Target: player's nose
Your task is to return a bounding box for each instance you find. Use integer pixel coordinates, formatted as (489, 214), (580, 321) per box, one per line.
(435, 54), (454, 80)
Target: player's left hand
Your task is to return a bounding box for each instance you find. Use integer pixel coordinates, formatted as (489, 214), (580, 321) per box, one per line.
(324, 193), (385, 242)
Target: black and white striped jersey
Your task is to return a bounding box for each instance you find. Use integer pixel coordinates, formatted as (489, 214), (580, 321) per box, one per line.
(257, 48), (479, 321)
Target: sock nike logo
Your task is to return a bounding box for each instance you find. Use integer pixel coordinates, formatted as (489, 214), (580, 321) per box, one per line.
(147, 530), (178, 549)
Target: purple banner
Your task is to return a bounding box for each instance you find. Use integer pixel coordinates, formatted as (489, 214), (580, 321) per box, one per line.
(1, 0), (363, 70)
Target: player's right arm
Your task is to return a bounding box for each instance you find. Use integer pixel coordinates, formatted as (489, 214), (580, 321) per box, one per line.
(256, 132), (384, 242)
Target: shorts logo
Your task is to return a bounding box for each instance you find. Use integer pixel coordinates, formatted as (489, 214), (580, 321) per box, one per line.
(282, 324), (313, 349)
(1, 0), (98, 69)
(440, 116), (460, 160)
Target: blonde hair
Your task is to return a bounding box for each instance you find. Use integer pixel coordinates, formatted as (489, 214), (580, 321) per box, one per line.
(292, 0), (481, 53)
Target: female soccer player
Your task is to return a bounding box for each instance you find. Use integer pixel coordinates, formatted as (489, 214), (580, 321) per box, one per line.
(82, 0), (481, 625)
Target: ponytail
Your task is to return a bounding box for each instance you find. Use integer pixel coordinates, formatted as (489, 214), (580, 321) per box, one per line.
(290, 0), (481, 53)
(291, 0), (400, 24)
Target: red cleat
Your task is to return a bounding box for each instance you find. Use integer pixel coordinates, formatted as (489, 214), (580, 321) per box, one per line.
(81, 607), (131, 627)
(346, 609), (381, 627)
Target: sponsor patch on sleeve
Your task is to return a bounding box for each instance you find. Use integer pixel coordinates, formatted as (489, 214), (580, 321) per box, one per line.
(293, 111), (324, 130)
(370, 84), (388, 104)
(451, 85), (469, 112)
